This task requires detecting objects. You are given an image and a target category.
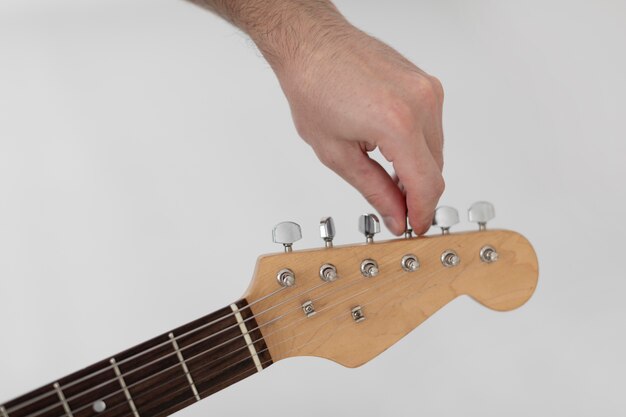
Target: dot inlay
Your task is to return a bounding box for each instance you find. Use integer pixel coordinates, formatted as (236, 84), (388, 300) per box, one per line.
(92, 400), (106, 413)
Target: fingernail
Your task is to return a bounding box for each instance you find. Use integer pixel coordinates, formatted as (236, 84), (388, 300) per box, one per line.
(383, 216), (400, 235)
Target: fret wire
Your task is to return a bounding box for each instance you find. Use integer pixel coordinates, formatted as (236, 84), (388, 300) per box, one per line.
(11, 278), (333, 417)
(58, 267), (389, 416)
(8, 277), (328, 417)
(3, 287), (286, 416)
(52, 384), (73, 417)
(75, 266), (443, 417)
(48, 266), (443, 417)
(59, 304), (276, 408)
(110, 358), (140, 417)
(9, 309), (258, 417)
(156, 266), (447, 415)
(168, 333), (201, 401)
(1, 405), (9, 417)
(15, 262), (444, 417)
(56, 330), (252, 417)
(16, 298), (270, 417)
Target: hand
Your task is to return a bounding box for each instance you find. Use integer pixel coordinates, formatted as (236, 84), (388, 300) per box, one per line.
(191, 0), (445, 234)
(271, 23), (445, 235)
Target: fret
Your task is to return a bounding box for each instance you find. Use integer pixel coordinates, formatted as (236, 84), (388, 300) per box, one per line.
(183, 300), (273, 399)
(2, 299), (273, 417)
(52, 384), (72, 417)
(109, 359), (139, 417)
(167, 333), (200, 401)
(230, 303), (263, 372)
(174, 304), (247, 384)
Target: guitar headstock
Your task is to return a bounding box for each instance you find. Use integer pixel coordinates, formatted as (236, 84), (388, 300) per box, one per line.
(243, 203), (538, 368)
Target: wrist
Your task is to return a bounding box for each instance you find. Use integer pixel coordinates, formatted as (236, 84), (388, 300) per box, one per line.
(242, 1), (352, 76)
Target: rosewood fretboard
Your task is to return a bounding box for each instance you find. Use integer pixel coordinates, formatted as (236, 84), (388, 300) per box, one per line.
(1, 299), (272, 417)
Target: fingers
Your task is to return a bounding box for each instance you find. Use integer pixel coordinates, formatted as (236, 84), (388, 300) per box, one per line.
(315, 141), (408, 235)
(383, 133), (445, 235)
(383, 77), (445, 235)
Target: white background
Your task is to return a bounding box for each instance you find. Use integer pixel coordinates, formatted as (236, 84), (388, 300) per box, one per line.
(1, 1), (625, 416)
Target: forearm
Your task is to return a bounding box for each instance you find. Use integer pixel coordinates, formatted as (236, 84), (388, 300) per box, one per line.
(185, 0), (350, 73)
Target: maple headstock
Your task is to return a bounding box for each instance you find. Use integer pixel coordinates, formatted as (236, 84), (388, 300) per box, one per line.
(243, 211), (538, 368)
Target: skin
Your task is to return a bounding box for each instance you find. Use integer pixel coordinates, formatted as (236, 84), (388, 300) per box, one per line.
(186, 0), (445, 235)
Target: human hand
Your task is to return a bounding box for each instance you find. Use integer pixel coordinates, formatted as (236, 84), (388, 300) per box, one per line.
(205, 0), (445, 235)
(267, 21), (444, 235)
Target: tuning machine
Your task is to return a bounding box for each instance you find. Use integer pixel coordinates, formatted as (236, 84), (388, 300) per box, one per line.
(358, 214), (380, 243)
(272, 221), (302, 252)
(468, 201), (495, 231)
(320, 217), (336, 248)
(432, 206), (459, 235)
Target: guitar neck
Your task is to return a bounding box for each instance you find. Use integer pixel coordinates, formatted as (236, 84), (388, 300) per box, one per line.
(1, 299), (272, 417)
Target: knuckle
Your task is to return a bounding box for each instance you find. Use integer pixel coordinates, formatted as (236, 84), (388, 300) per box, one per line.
(432, 174), (446, 196)
(411, 74), (444, 107)
(414, 173), (445, 206)
(316, 149), (337, 169)
(378, 75), (445, 140)
(292, 116), (312, 142)
(427, 75), (445, 101)
(363, 190), (386, 209)
(380, 99), (416, 138)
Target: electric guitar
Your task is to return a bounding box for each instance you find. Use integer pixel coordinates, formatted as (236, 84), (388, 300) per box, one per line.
(1, 202), (538, 417)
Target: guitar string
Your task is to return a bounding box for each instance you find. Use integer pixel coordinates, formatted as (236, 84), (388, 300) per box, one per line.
(42, 264), (445, 417)
(158, 277), (419, 417)
(12, 264), (387, 417)
(17, 273), (356, 417)
(15, 259), (421, 417)
(6, 272), (343, 413)
(59, 270), (374, 407)
(2, 285), (289, 414)
(5, 242), (444, 417)
(68, 265), (444, 417)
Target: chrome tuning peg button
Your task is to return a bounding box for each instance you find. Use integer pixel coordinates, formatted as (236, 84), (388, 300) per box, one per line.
(272, 221), (302, 252)
(319, 217), (336, 248)
(468, 201), (495, 231)
(358, 214), (380, 243)
(432, 206), (459, 235)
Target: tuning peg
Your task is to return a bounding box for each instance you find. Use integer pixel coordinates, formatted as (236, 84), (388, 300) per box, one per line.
(272, 221), (302, 252)
(404, 215), (413, 239)
(320, 217), (336, 248)
(358, 214), (380, 243)
(432, 206), (459, 235)
(468, 201), (495, 231)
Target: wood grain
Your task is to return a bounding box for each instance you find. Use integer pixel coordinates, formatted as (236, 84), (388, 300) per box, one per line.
(244, 230), (538, 368)
(2, 229), (537, 417)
